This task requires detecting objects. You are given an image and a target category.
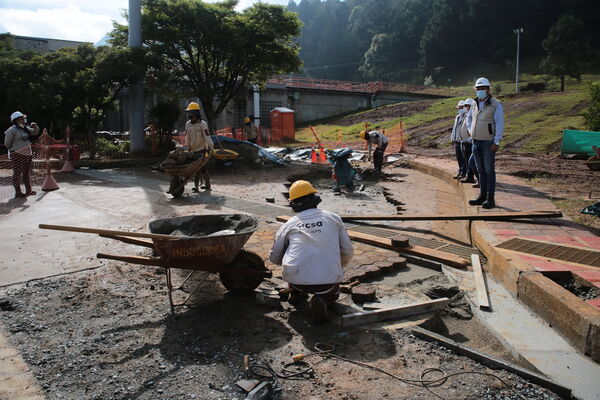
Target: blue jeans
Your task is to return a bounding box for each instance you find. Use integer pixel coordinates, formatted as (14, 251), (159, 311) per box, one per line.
(472, 140), (496, 195)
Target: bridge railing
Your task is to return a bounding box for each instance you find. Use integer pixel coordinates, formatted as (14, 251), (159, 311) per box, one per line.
(267, 76), (449, 96)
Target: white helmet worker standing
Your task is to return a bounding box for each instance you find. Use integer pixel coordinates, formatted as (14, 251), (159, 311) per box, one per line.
(4, 110), (40, 197)
(451, 100), (468, 179)
(468, 77), (504, 209)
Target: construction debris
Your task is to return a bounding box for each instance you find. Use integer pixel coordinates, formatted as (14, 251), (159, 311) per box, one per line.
(351, 284), (377, 303)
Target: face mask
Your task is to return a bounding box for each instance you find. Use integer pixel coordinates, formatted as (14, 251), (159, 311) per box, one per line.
(477, 90), (488, 100)
(459, 108), (466, 114)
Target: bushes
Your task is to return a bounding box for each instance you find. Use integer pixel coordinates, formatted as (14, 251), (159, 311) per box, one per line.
(584, 83), (600, 132)
(95, 137), (129, 159)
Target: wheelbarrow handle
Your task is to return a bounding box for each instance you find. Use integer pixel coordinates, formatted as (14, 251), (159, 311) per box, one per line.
(39, 224), (178, 240)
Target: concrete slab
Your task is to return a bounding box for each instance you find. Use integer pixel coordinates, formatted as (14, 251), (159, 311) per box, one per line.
(443, 266), (600, 400)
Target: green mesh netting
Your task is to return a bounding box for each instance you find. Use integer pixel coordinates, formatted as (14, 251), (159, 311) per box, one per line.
(561, 130), (600, 156)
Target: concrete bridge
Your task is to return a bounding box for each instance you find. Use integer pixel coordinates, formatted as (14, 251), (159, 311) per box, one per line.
(105, 77), (449, 132)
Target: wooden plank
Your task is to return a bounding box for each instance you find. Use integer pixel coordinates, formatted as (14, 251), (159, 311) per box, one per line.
(97, 253), (166, 267)
(340, 298), (449, 327)
(471, 254), (491, 311)
(339, 210), (562, 222)
(410, 327), (572, 400)
(40, 224), (178, 240)
(276, 216), (469, 268)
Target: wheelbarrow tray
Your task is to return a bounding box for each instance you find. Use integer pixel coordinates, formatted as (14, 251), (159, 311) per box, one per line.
(147, 214), (259, 269)
(163, 156), (210, 179)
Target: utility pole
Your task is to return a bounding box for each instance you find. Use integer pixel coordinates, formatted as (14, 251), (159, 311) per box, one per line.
(513, 28), (524, 94)
(128, 0), (145, 152)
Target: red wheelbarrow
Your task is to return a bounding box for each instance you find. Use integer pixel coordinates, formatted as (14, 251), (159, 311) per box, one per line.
(39, 214), (271, 309)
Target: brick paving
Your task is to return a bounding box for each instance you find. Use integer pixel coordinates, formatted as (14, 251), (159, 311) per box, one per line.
(414, 156), (600, 310)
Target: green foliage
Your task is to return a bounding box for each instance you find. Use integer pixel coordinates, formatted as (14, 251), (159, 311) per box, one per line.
(583, 83), (600, 131)
(289, 0), (600, 83)
(111, 0), (301, 131)
(0, 43), (143, 159)
(96, 137), (129, 158)
(541, 15), (589, 91)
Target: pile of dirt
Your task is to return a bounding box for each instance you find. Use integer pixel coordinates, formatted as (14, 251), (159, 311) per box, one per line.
(160, 148), (196, 168)
(328, 100), (436, 126)
(149, 214), (258, 237)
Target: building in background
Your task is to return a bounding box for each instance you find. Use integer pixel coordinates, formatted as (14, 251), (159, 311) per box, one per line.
(3, 33), (86, 53)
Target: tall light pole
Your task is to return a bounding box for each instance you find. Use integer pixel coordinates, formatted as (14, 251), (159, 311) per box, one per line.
(129, 0), (145, 152)
(513, 28), (524, 94)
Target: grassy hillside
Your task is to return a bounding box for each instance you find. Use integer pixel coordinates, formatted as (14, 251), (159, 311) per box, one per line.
(294, 74), (597, 154)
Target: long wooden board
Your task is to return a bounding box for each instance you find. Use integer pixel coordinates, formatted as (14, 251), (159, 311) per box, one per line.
(471, 254), (491, 311)
(340, 210), (562, 222)
(340, 298), (449, 327)
(39, 224), (177, 240)
(276, 216), (469, 268)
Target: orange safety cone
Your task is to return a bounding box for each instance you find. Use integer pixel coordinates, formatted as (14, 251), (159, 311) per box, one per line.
(319, 145), (327, 162)
(311, 146), (317, 163)
(42, 172), (59, 191)
(61, 160), (74, 172)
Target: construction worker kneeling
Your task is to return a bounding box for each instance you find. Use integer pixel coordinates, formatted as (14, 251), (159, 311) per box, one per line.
(269, 180), (353, 323)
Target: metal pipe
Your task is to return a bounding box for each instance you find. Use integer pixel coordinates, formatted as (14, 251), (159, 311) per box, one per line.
(128, 0), (145, 152)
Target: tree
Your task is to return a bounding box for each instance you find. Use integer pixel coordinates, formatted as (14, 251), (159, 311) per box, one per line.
(111, 0), (301, 132)
(541, 15), (589, 91)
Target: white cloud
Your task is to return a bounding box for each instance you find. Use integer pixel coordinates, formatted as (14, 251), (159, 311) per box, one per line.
(0, 0), (292, 43)
(0, 5), (119, 42)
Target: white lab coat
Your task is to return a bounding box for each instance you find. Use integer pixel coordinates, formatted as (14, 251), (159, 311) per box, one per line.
(269, 208), (353, 285)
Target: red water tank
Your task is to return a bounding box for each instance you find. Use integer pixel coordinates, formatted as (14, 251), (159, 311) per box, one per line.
(270, 107), (294, 142)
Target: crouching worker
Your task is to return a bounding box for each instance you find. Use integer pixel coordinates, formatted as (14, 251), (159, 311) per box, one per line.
(269, 180), (353, 323)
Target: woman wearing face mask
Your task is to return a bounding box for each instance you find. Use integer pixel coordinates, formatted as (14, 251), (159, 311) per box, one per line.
(4, 111), (39, 198)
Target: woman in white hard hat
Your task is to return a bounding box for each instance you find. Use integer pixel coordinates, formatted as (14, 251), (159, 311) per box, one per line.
(4, 111), (39, 198)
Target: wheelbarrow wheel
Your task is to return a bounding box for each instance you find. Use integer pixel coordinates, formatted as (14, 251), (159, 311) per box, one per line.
(220, 250), (265, 293)
(169, 176), (185, 198)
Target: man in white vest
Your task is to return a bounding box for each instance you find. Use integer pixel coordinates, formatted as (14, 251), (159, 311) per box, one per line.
(467, 77), (504, 209)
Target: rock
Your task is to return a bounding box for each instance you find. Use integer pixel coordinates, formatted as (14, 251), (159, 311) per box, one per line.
(236, 379), (259, 392)
(351, 285), (377, 303)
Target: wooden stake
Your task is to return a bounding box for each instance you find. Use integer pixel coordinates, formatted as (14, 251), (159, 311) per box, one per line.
(340, 210), (562, 222)
(471, 254), (491, 311)
(39, 224), (178, 240)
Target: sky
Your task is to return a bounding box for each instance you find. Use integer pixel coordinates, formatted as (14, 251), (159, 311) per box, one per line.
(0, 0), (290, 44)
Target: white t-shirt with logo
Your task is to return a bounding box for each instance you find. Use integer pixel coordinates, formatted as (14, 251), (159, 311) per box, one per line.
(269, 208), (353, 285)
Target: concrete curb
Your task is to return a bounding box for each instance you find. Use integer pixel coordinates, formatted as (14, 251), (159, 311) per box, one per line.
(407, 158), (600, 363)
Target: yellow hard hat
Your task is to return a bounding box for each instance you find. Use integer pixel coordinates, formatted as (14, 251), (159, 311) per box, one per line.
(359, 130), (366, 140)
(186, 102), (201, 112)
(244, 117), (251, 123)
(289, 180), (317, 202)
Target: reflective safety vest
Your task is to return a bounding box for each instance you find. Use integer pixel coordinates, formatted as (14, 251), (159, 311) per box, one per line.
(471, 97), (501, 141)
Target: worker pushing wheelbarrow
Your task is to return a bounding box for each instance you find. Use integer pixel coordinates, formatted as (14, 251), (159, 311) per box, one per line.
(163, 102), (237, 198)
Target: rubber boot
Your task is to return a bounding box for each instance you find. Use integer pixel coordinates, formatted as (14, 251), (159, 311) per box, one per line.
(201, 173), (211, 190)
(482, 193), (496, 209)
(469, 193), (486, 206)
(310, 296), (329, 324)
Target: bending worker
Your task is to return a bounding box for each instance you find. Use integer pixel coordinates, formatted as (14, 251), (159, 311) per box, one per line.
(269, 180), (353, 323)
(360, 129), (388, 172)
(185, 102), (213, 192)
(242, 116), (258, 144)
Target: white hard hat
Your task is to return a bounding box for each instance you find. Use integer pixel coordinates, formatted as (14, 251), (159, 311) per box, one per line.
(456, 100), (465, 108)
(464, 98), (475, 106)
(10, 111), (25, 122)
(474, 77), (491, 88)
